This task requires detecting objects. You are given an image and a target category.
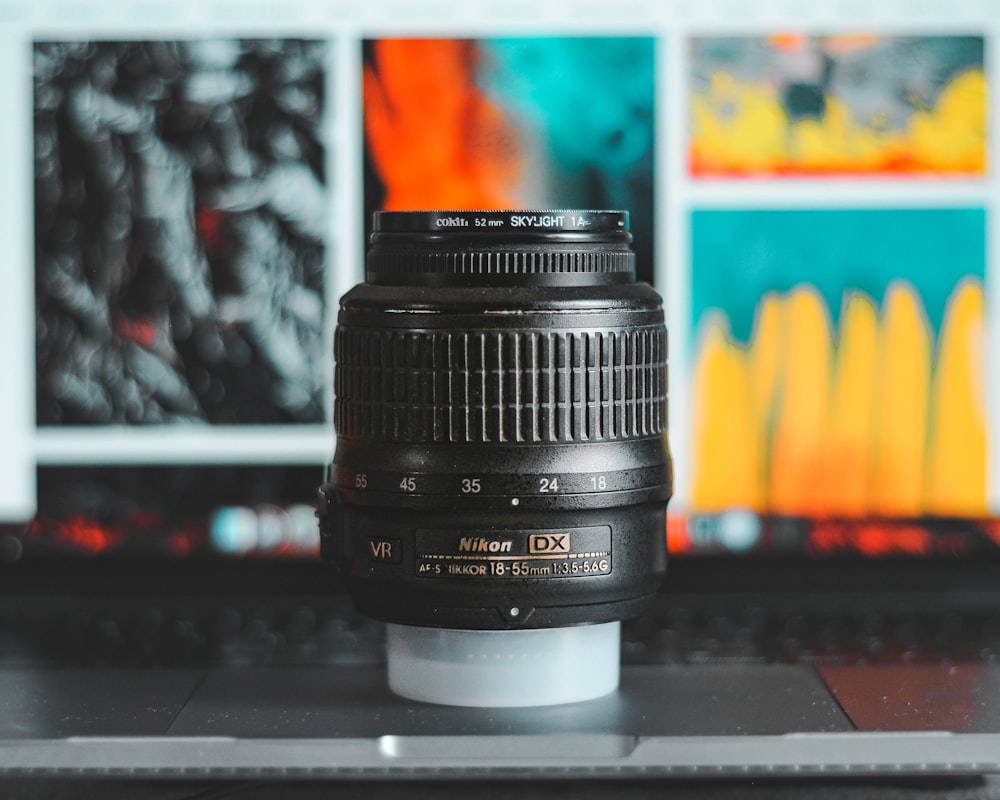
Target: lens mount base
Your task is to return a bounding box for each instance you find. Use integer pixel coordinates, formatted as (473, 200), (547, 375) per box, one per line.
(386, 621), (621, 707)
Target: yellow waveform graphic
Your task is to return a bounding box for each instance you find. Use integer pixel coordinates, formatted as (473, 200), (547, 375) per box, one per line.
(690, 280), (987, 517)
(690, 69), (986, 176)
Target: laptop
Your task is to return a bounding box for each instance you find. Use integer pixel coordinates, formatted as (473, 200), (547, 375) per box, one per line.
(3, 2), (1000, 783)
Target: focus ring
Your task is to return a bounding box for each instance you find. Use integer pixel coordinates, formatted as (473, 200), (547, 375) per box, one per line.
(367, 248), (634, 277)
(334, 327), (667, 444)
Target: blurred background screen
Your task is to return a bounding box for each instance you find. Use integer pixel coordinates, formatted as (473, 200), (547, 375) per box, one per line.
(0, 1), (994, 563)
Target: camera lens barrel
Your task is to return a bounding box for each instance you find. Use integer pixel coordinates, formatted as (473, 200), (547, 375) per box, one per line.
(319, 210), (671, 704)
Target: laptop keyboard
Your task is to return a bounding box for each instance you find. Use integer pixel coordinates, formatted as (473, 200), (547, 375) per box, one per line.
(621, 600), (1000, 666)
(0, 596), (386, 668)
(3, 593), (1000, 668)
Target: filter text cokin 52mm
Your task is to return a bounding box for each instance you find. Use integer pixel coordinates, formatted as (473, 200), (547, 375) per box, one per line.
(318, 210), (671, 706)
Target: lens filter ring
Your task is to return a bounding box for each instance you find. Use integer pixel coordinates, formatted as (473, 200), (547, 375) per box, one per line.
(373, 210), (630, 238)
(368, 210), (634, 285)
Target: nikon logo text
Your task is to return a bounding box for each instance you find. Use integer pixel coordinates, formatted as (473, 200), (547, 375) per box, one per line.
(529, 534), (570, 554)
(458, 537), (513, 553)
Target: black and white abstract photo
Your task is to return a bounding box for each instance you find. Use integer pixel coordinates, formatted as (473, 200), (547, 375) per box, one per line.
(34, 39), (329, 426)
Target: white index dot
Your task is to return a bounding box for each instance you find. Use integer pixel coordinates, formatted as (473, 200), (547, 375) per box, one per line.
(511, 498), (520, 506)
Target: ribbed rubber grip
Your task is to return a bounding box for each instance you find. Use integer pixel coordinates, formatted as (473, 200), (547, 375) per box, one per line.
(334, 327), (667, 443)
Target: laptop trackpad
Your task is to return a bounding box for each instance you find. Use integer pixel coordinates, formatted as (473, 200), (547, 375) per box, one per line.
(0, 669), (203, 738)
(169, 664), (852, 737)
(818, 664), (1000, 732)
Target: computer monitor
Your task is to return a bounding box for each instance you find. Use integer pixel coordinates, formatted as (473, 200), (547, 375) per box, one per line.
(0, 2), (994, 567)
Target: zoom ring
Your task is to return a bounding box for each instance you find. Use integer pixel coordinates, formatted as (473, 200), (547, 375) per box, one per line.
(334, 327), (667, 443)
(367, 249), (634, 276)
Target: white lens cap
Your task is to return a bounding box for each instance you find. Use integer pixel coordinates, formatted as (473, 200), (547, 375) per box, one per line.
(386, 622), (620, 707)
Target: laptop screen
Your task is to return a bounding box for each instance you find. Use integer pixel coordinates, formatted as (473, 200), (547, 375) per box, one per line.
(0, 4), (994, 567)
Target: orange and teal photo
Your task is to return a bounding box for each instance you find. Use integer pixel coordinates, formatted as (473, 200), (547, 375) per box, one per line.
(689, 209), (988, 537)
(689, 35), (986, 177)
(362, 37), (656, 282)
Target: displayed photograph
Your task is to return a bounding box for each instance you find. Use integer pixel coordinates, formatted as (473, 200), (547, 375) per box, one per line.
(34, 40), (329, 426)
(362, 37), (656, 283)
(688, 35), (986, 177)
(688, 208), (988, 549)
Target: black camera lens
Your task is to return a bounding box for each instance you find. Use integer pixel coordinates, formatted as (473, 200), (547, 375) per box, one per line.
(319, 210), (671, 705)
